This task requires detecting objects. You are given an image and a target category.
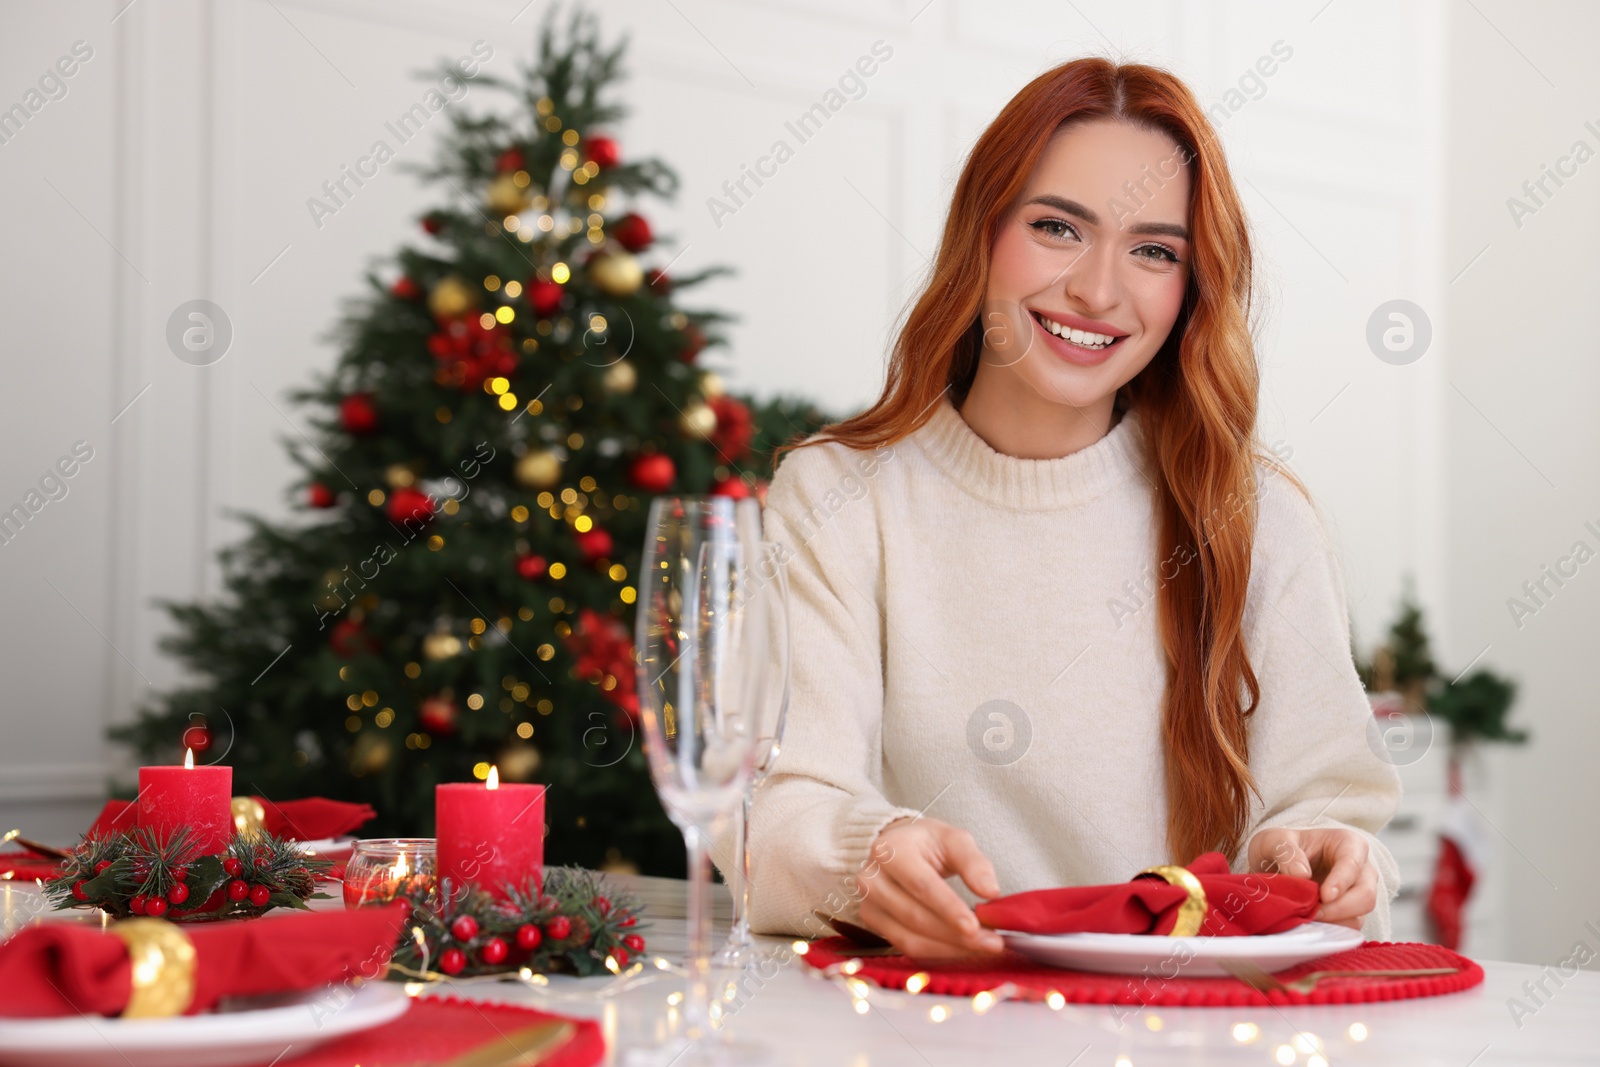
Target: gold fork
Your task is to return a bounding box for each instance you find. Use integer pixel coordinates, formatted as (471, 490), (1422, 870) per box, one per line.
(1220, 957), (1458, 994)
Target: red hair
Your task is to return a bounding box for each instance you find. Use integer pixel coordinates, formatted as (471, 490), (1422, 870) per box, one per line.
(776, 57), (1308, 866)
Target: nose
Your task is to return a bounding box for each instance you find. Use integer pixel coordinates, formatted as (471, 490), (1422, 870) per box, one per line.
(1058, 236), (1119, 314)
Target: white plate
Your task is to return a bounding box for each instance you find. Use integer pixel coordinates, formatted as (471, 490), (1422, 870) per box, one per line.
(0, 979), (409, 1067)
(1000, 921), (1365, 977)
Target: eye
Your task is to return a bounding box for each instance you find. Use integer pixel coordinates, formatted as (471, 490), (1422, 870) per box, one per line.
(1134, 243), (1181, 264)
(1029, 217), (1079, 241)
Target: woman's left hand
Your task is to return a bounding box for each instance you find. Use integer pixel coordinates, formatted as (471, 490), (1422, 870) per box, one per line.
(1245, 826), (1379, 930)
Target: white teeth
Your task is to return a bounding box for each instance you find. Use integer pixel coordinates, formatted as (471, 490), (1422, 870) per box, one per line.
(1036, 313), (1115, 349)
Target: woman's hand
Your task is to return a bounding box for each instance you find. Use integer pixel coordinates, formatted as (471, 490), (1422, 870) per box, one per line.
(1246, 826), (1380, 930)
(857, 816), (1006, 959)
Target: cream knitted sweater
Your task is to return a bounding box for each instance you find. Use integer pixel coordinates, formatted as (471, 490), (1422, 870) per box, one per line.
(745, 395), (1404, 943)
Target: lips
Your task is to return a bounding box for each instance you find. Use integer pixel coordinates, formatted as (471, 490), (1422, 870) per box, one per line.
(1028, 310), (1126, 366)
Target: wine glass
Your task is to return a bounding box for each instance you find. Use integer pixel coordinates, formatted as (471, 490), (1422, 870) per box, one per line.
(713, 544), (790, 967)
(635, 496), (778, 1065)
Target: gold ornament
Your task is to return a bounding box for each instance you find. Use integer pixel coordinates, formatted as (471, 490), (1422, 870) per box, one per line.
(601, 360), (637, 394)
(485, 172), (532, 215)
(496, 741), (542, 782)
(699, 371), (724, 398)
(588, 250), (642, 297)
(110, 920), (197, 1018)
(515, 448), (563, 490)
(422, 632), (462, 660)
(384, 463), (417, 488)
(428, 275), (477, 319)
(231, 796), (266, 836)
(679, 401), (716, 438)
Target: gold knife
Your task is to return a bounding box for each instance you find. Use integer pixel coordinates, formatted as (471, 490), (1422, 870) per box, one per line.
(440, 1019), (577, 1067)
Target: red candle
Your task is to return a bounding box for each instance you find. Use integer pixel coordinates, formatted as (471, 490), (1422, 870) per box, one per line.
(138, 748), (233, 855)
(435, 767), (545, 899)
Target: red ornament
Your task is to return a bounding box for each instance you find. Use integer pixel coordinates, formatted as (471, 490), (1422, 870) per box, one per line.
(516, 553), (548, 581)
(527, 278), (565, 318)
(450, 915), (480, 941)
(585, 136), (620, 169)
(419, 695), (459, 735)
(166, 883), (190, 905)
(386, 487), (435, 527)
(180, 724), (213, 754)
(612, 213), (653, 252)
(495, 147), (525, 173)
(710, 395), (754, 462)
(545, 915), (572, 941)
(70, 881), (88, 901)
(516, 923), (543, 950)
(561, 608), (639, 722)
(391, 276), (421, 300)
(710, 475), (751, 500)
(627, 453), (675, 493)
(678, 323), (707, 364)
(426, 315), (518, 391)
(307, 483), (337, 509)
(593, 896), (611, 916)
(226, 879), (249, 902)
(143, 897), (169, 918)
(646, 268), (672, 294)
(480, 937), (509, 965)
(340, 393), (379, 435)
(223, 858), (243, 877)
(439, 947), (467, 976)
(623, 933), (646, 953)
(329, 618), (376, 659)
(574, 526), (613, 563)
(421, 214), (444, 235)
(248, 884), (271, 907)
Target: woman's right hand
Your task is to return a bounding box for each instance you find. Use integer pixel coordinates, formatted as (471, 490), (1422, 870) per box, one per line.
(858, 816), (1007, 959)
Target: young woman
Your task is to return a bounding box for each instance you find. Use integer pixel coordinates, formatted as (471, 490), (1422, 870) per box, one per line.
(744, 57), (1403, 960)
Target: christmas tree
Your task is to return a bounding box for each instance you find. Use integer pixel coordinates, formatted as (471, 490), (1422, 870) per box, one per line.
(112, 8), (831, 878)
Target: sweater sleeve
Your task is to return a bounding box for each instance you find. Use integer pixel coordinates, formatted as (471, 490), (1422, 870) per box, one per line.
(739, 448), (924, 938)
(1228, 484), (1405, 943)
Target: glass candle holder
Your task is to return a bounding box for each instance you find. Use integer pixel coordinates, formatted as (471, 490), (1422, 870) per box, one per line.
(343, 838), (437, 909)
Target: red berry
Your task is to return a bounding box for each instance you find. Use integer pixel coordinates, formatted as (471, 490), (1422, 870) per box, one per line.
(391, 276), (421, 300)
(171, 867), (188, 883)
(585, 136), (620, 169)
(71, 880), (89, 901)
(527, 279), (564, 318)
(480, 937), (508, 966)
(129, 894), (147, 914)
(516, 553), (548, 581)
(439, 947), (467, 976)
(593, 896), (611, 916)
(516, 924), (543, 951)
(94, 860), (113, 874)
(619, 915), (636, 927)
(450, 915), (480, 941)
(545, 915), (571, 941)
(144, 897), (169, 918)
(248, 884), (272, 907)
(223, 858), (243, 877)
(166, 883), (190, 905)
(308, 482), (337, 508)
(612, 948), (630, 967)
(226, 879), (249, 902)
(623, 934), (646, 953)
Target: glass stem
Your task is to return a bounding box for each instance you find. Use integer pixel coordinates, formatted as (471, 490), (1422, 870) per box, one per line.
(732, 789), (753, 948)
(684, 822), (714, 1043)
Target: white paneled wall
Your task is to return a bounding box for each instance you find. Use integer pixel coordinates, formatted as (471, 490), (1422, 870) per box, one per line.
(6, 0), (1596, 966)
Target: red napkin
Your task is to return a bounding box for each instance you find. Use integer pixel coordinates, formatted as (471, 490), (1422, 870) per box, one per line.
(87, 796), (376, 842)
(0, 902), (408, 1018)
(975, 851), (1321, 937)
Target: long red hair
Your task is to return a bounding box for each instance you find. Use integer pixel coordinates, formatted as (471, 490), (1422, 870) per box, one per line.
(775, 58), (1308, 866)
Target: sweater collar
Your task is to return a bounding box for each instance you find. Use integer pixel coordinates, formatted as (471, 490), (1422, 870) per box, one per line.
(912, 395), (1150, 510)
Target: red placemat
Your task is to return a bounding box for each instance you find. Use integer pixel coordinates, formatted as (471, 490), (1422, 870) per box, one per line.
(0, 854), (62, 883)
(801, 937), (1482, 1006)
(279, 994), (604, 1066)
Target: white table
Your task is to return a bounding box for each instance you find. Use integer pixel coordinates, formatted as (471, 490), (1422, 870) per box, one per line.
(5, 874), (1597, 1065)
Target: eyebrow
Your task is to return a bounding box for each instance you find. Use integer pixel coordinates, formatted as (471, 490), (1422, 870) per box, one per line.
(1025, 194), (1190, 242)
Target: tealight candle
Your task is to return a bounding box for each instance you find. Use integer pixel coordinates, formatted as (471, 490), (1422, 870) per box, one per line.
(436, 766), (545, 899)
(138, 748), (233, 854)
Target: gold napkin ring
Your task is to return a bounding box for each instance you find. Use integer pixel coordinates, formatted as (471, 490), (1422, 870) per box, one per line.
(1136, 864), (1208, 937)
(110, 918), (198, 1018)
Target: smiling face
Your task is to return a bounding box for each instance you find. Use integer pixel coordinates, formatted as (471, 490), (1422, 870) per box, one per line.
(976, 117), (1193, 419)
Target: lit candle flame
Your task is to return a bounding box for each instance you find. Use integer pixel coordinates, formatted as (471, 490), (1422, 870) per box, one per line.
(486, 765), (500, 790)
(183, 748), (195, 769)
(393, 852), (410, 879)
